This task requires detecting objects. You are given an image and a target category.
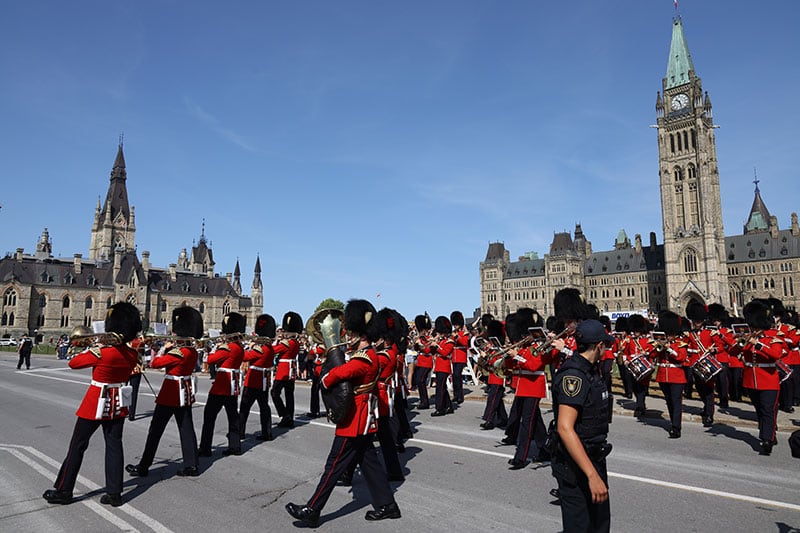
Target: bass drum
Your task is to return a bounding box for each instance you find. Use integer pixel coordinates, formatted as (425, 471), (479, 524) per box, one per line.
(320, 345), (354, 423)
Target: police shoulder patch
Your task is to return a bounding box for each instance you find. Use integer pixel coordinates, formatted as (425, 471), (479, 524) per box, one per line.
(562, 375), (582, 397)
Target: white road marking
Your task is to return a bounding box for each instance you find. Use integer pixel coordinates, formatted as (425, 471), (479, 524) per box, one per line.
(1, 444), (173, 533)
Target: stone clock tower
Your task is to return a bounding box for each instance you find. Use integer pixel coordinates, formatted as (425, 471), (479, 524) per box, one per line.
(655, 16), (728, 311)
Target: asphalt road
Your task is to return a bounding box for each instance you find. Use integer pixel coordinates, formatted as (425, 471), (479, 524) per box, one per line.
(1, 354), (799, 532)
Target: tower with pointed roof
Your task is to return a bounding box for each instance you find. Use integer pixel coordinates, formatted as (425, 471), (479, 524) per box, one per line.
(655, 16), (728, 310)
(89, 141), (137, 260)
(250, 255), (263, 326)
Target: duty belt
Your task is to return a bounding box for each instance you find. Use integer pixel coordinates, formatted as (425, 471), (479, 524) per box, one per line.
(515, 370), (545, 376)
(164, 374), (193, 381)
(745, 363), (776, 368)
(659, 363), (680, 368)
(249, 365), (269, 371)
(91, 380), (125, 388)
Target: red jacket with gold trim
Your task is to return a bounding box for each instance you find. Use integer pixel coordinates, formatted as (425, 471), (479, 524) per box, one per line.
(452, 328), (469, 364)
(730, 329), (784, 390)
(208, 342), (244, 395)
(273, 337), (300, 381)
(243, 342), (274, 391)
(151, 346), (198, 407)
(70, 344), (139, 420)
(377, 344), (398, 417)
(510, 346), (553, 398)
(415, 335), (434, 369)
(433, 337), (454, 374)
(322, 347), (379, 437)
(653, 340), (688, 384)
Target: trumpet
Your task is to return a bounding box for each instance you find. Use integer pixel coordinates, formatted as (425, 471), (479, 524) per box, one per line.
(200, 332), (246, 347)
(248, 336), (275, 345)
(529, 323), (577, 358)
(141, 334), (198, 347)
(66, 326), (124, 358)
(650, 331), (668, 351)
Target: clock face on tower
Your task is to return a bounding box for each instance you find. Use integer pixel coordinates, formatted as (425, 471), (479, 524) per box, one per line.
(671, 93), (689, 111)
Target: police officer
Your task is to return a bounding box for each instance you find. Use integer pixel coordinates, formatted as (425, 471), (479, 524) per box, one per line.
(551, 319), (612, 533)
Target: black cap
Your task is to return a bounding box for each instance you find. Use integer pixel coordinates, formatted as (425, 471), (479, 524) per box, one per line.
(575, 319), (614, 345)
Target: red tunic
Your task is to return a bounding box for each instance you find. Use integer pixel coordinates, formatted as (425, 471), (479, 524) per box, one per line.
(377, 344), (398, 417)
(243, 342), (274, 391)
(309, 344), (325, 378)
(70, 344), (139, 420)
(433, 338), (454, 374)
(653, 339), (688, 384)
(686, 329), (715, 367)
(730, 330), (785, 390)
(207, 342), (245, 396)
(151, 345), (198, 407)
(623, 335), (653, 384)
(415, 336), (434, 369)
(273, 337), (300, 381)
(777, 323), (800, 365)
(452, 328), (470, 364)
(510, 346), (553, 398)
(321, 347), (380, 437)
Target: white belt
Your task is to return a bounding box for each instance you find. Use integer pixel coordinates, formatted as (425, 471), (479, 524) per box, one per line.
(218, 368), (241, 373)
(745, 363), (776, 368)
(515, 370), (545, 376)
(660, 363), (680, 368)
(91, 380), (125, 388)
(277, 359), (294, 364)
(164, 374), (193, 381)
(250, 366), (268, 371)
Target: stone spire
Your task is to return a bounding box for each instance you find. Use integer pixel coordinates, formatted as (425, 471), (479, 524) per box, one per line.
(232, 259), (242, 294)
(665, 16), (695, 89)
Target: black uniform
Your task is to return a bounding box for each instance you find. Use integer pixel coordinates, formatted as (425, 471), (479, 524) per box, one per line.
(551, 353), (611, 533)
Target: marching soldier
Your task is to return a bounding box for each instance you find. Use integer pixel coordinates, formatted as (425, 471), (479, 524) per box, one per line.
(199, 312), (246, 457)
(126, 306), (203, 478)
(729, 299), (785, 455)
(374, 308), (405, 480)
(708, 304), (734, 408)
(305, 340), (325, 418)
(450, 311), (470, 404)
(285, 299), (401, 527)
(412, 314), (433, 410)
(652, 311), (688, 438)
(767, 298), (799, 413)
(431, 315), (455, 417)
(272, 311), (303, 428)
(686, 301), (717, 426)
(43, 302), (142, 507)
(622, 314), (652, 418)
(239, 314), (276, 441)
(481, 319), (508, 430)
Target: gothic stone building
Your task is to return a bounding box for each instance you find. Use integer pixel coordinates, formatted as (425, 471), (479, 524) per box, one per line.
(0, 144), (263, 340)
(479, 17), (799, 320)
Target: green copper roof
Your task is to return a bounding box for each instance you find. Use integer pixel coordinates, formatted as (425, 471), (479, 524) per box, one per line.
(665, 17), (695, 89)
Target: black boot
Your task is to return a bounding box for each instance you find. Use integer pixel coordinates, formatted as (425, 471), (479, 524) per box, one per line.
(365, 502), (401, 521)
(125, 464), (149, 477)
(285, 502), (320, 527)
(100, 493), (123, 507)
(42, 489), (73, 505)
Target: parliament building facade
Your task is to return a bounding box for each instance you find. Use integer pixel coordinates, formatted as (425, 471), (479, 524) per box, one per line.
(480, 17), (799, 320)
(1, 144), (263, 340)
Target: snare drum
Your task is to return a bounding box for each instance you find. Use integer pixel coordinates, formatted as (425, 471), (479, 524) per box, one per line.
(776, 359), (793, 383)
(691, 353), (723, 383)
(626, 355), (654, 382)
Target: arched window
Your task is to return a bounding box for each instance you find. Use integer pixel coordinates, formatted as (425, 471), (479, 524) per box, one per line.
(85, 297), (93, 309)
(223, 301), (231, 315)
(39, 294), (46, 308)
(684, 249), (698, 273)
(160, 300), (167, 312)
(62, 296), (70, 308)
(3, 289), (17, 306)
(199, 302), (205, 314)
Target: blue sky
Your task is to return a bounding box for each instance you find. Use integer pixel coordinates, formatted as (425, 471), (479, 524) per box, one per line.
(1, 1), (797, 323)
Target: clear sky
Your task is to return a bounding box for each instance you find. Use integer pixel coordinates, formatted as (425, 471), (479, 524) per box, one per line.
(1, 1), (798, 324)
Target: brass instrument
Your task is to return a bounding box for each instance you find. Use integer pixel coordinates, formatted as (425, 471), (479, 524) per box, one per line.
(141, 334), (197, 347)
(66, 326), (124, 358)
(529, 323), (577, 358)
(305, 308), (346, 348)
(470, 335), (501, 378)
(650, 331), (668, 351)
(248, 335), (275, 346)
(200, 332), (246, 347)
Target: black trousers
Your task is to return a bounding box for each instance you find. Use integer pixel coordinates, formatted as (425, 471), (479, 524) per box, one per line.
(199, 394), (240, 452)
(659, 382), (684, 430)
(239, 386), (272, 437)
(729, 367), (744, 402)
(792, 364), (800, 406)
(747, 388), (779, 443)
(683, 367), (695, 398)
(504, 396), (522, 441)
(139, 404), (197, 469)
(555, 457), (610, 533)
(306, 434), (394, 512)
(54, 417), (125, 495)
(513, 397), (546, 462)
(619, 363), (633, 397)
(483, 383), (508, 426)
(779, 371), (794, 410)
(632, 379), (648, 413)
(17, 351), (31, 369)
(309, 373), (321, 416)
(452, 362), (466, 403)
(393, 390), (411, 441)
(600, 360), (614, 422)
(715, 363), (730, 406)
(413, 367), (431, 408)
(271, 380), (295, 422)
(376, 417), (403, 478)
(127, 373), (142, 420)
(434, 371), (452, 412)
(694, 377), (716, 421)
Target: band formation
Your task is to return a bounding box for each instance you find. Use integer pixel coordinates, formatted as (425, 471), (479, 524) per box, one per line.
(37, 291), (800, 527)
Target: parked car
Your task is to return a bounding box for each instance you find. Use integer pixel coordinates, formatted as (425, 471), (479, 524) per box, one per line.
(0, 337), (18, 346)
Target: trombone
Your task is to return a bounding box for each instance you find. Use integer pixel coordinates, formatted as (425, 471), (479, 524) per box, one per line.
(66, 326), (124, 358)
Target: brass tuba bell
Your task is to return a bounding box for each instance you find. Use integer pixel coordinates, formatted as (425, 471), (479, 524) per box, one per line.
(305, 308), (346, 349)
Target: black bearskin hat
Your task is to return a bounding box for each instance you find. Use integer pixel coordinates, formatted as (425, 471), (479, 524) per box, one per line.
(486, 319), (505, 344)
(546, 315), (565, 334)
(707, 303), (729, 324)
(743, 299), (774, 330)
(254, 314), (277, 338)
(221, 312), (246, 334)
(105, 302), (142, 343)
(504, 313), (523, 343)
(173, 306), (203, 339)
(345, 299), (376, 338)
(614, 316), (629, 333)
(627, 313), (650, 335)
(434, 315), (453, 336)
(599, 315), (612, 331)
(554, 288), (589, 321)
(414, 314), (432, 332)
(657, 311), (683, 337)
(396, 313), (410, 353)
(282, 311), (303, 334)
(765, 297), (786, 319)
(685, 300), (708, 322)
(450, 311), (465, 328)
(375, 308), (402, 345)
(480, 313), (494, 329)
(585, 304), (601, 320)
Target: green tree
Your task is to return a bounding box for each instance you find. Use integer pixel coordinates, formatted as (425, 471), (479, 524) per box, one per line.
(314, 298), (344, 313)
